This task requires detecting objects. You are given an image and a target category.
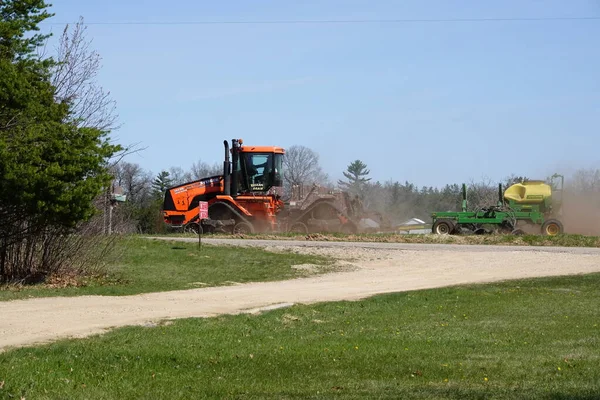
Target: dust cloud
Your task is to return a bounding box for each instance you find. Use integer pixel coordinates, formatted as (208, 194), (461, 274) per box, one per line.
(561, 191), (600, 235)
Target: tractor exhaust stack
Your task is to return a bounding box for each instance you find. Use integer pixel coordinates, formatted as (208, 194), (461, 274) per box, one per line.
(223, 140), (231, 196)
(231, 139), (240, 197)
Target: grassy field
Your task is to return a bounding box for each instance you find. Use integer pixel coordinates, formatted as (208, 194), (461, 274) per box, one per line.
(0, 237), (332, 301)
(160, 231), (600, 248)
(1, 273), (599, 399)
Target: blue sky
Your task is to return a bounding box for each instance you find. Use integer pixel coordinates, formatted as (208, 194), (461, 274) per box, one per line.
(42, 1), (600, 187)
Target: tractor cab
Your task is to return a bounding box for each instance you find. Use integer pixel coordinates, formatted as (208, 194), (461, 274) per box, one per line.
(237, 145), (284, 193)
(224, 139), (284, 197)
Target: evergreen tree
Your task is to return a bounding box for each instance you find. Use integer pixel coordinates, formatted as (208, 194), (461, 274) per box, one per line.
(338, 160), (371, 196)
(152, 171), (173, 199)
(0, 0), (120, 281)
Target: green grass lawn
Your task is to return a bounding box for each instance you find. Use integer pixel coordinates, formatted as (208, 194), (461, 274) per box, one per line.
(2, 274), (599, 399)
(0, 237), (332, 301)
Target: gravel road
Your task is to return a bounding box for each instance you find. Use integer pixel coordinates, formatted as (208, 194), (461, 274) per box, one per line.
(1, 238), (599, 351)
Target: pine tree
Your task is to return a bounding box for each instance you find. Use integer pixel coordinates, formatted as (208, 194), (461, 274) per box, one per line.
(152, 171), (173, 199)
(338, 160), (371, 196)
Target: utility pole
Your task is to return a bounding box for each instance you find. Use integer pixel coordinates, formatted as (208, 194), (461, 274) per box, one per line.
(103, 187), (109, 234)
(108, 203), (113, 234)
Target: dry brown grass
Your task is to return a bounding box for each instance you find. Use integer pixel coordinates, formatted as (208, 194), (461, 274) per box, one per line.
(199, 232), (600, 247)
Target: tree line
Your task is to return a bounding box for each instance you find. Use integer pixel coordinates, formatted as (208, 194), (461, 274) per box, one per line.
(109, 143), (600, 233)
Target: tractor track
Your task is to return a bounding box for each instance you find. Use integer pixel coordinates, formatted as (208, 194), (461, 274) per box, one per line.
(1, 238), (599, 351)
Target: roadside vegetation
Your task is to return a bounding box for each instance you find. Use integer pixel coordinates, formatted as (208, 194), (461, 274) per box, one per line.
(159, 231), (600, 248)
(0, 237), (332, 301)
(0, 1), (124, 285)
(1, 273), (599, 399)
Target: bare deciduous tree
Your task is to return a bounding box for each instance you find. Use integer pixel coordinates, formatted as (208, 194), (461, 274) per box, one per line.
(110, 162), (152, 205)
(466, 177), (502, 211)
(189, 160), (221, 180)
(283, 145), (329, 197)
(52, 17), (119, 132)
(168, 167), (192, 186)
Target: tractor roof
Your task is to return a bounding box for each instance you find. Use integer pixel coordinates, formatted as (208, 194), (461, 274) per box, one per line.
(240, 146), (285, 154)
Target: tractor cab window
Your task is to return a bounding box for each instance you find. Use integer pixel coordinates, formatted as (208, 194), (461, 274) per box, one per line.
(273, 153), (283, 187)
(239, 152), (283, 192)
(241, 153), (271, 192)
(247, 153), (270, 191)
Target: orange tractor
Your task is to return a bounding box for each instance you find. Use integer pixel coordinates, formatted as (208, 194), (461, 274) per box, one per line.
(163, 138), (385, 234)
(163, 139), (285, 234)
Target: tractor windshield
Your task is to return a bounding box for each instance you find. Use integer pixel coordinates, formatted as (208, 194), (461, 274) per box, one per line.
(239, 152), (283, 192)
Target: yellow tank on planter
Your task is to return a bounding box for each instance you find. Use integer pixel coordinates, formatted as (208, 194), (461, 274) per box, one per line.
(504, 181), (552, 206)
(431, 175), (564, 236)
